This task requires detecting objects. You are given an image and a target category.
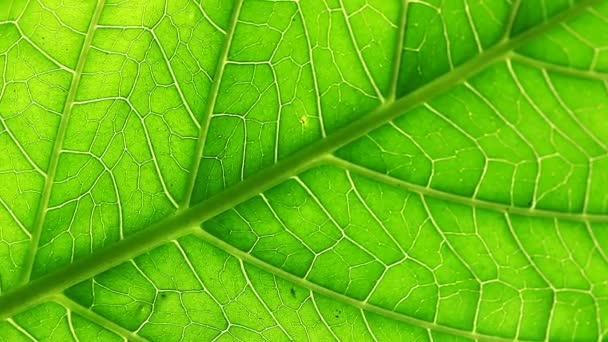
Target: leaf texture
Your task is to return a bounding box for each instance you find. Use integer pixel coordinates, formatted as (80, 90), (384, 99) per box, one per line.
(1, 0), (608, 341)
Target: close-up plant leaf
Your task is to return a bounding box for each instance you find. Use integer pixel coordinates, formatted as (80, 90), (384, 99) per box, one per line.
(1, 0), (607, 340)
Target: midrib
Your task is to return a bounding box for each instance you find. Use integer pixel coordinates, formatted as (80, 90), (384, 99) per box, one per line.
(17, 0), (106, 285)
(0, 0), (598, 339)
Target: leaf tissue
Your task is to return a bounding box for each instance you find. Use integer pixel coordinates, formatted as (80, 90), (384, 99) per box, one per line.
(0, 0), (607, 341)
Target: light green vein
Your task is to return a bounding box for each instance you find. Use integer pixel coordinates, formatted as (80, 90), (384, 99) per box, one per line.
(511, 52), (608, 81)
(54, 294), (149, 342)
(180, 0), (245, 208)
(190, 229), (513, 342)
(18, 0), (106, 285)
(328, 156), (608, 222)
(387, 0), (408, 101)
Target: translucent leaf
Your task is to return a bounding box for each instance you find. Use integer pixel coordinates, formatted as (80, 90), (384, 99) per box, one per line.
(1, 0), (607, 341)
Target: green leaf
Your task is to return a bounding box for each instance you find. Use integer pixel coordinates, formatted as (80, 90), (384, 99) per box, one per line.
(1, 0), (607, 341)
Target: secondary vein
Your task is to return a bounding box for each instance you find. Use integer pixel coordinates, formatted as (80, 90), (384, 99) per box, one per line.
(328, 156), (608, 223)
(180, 0), (245, 208)
(54, 294), (150, 342)
(17, 0), (106, 286)
(189, 229), (514, 342)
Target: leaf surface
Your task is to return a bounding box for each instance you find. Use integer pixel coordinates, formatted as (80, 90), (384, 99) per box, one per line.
(1, 0), (608, 341)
